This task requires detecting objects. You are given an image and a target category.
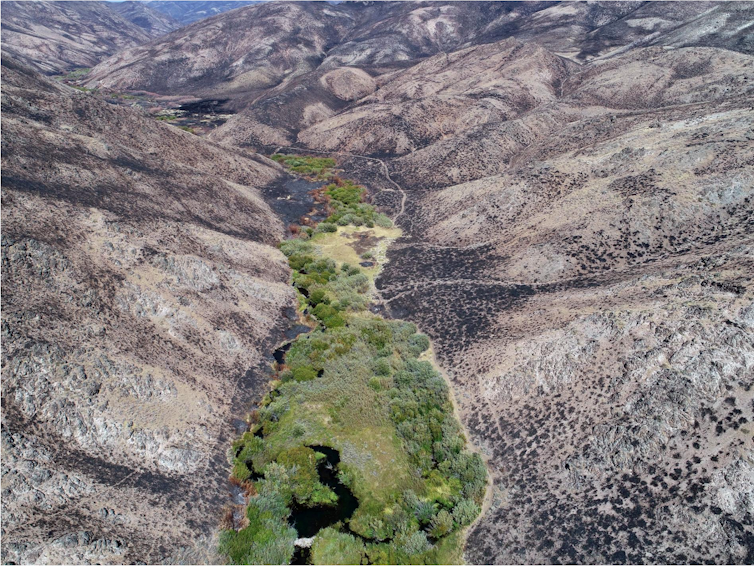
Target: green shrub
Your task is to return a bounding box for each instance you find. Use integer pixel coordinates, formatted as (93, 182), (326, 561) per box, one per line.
(375, 213), (393, 228)
(232, 461), (252, 482)
(278, 446), (338, 506)
(316, 222), (338, 233)
(374, 358), (392, 376)
(219, 487), (296, 565)
(288, 254), (315, 271)
(313, 303), (345, 328)
(398, 530), (432, 556)
(292, 365), (318, 382)
(414, 500), (437, 525)
(271, 155), (336, 179)
(325, 182), (364, 205)
(311, 528), (366, 565)
(408, 334), (430, 356)
(452, 499), (481, 527)
(279, 239), (314, 257)
(309, 288), (330, 306)
(429, 509), (453, 538)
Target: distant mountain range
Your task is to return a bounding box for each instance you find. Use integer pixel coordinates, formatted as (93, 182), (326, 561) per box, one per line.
(145, 0), (258, 25)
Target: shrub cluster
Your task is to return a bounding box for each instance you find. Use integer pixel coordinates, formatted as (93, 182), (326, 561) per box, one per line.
(323, 178), (392, 229)
(219, 462), (298, 565)
(271, 154), (336, 180)
(279, 240), (370, 326)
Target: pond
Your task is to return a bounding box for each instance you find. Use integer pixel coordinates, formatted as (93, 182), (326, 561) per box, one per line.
(288, 446), (359, 538)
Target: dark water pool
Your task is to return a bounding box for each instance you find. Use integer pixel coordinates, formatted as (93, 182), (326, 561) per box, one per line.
(273, 341), (293, 365)
(289, 446), (359, 538)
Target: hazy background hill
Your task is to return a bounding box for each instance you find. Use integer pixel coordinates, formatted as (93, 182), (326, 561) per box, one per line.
(146, 0), (258, 25)
(108, 0), (182, 36)
(0, 0), (155, 73)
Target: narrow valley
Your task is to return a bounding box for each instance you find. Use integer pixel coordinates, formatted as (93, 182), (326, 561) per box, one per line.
(221, 156), (487, 565)
(2, 2), (753, 564)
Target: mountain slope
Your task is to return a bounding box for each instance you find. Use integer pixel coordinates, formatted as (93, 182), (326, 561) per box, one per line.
(109, 1), (182, 36)
(0, 1), (153, 74)
(227, 22), (753, 562)
(295, 38), (573, 156)
(362, 44), (754, 564)
(3, 2), (754, 564)
(1, 55), (295, 564)
(84, 2), (356, 96)
(146, 1), (258, 25)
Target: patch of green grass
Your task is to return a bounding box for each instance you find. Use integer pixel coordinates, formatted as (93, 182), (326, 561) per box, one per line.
(57, 67), (90, 81)
(271, 154), (337, 180)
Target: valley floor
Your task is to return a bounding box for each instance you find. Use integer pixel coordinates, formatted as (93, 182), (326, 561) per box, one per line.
(220, 156), (488, 565)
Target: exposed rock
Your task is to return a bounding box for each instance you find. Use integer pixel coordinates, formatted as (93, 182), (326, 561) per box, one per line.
(294, 537), (315, 548)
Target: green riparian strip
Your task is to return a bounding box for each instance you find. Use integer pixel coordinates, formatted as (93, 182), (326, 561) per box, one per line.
(220, 156), (486, 565)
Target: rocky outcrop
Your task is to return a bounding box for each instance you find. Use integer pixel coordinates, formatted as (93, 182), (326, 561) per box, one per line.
(0, 56), (295, 564)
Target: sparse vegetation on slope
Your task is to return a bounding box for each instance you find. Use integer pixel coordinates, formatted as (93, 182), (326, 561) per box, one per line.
(221, 157), (486, 565)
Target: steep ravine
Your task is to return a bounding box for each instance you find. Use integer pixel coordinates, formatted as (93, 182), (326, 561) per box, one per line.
(221, 155), (489, 565)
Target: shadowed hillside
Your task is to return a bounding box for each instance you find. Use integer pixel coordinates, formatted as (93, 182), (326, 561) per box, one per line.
(1, 56), (296, 564)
